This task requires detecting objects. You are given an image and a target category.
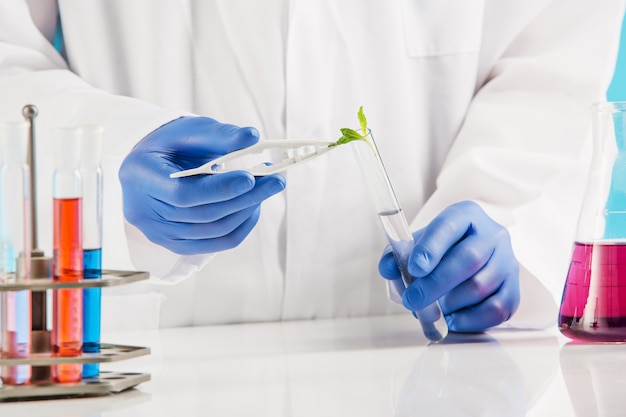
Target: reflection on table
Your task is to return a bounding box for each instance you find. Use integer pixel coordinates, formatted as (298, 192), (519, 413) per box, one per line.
(1, 314), (625, 416)
(561, 342), (626, 417)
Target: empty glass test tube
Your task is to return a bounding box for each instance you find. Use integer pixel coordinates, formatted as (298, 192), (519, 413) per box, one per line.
(0, 121), (32, 385)
(52, 127), (83, 383)
(79, 126), (103, 378)
(351, 132), (448, 342)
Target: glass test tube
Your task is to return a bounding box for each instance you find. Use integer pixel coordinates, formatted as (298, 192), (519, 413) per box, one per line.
(351, 133), (449, 342)
(0, 121), (32, 385)
(52, 127), (83, 383)
(79, 126), (103, 378)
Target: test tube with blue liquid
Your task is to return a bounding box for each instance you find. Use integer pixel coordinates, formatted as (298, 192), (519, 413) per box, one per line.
(351, 132), (448, 342)
(52, 127), (83, 383)
(0, 121), (32, 385)
(79, 126), (103, 378)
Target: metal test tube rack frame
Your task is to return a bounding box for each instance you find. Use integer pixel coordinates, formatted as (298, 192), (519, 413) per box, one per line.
(0, 106), (151, 401)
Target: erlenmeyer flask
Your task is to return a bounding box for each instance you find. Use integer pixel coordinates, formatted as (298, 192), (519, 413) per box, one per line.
(559, 101), (626, 342)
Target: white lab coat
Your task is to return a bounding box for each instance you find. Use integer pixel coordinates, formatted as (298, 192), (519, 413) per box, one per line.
(0, 0), (624, 330)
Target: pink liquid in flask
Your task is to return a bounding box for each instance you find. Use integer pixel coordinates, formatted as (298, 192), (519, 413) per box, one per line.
(559, 242), (626, 342)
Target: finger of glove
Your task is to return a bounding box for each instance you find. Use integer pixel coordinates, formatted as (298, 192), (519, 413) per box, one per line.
(119, 156), (258, 211)
(402, 232), (495, 312)
(444, 273), (520, 333)
(154, 171), (285, 207)
(378, 246), (402, 280)
(378, 229), (426, 280)
(120, 170), (256, 224)
(409, 201), (486, 277)
(437, 245), (517, 314)
(141, 205), (261, 242)
(155, 207), (262, 255)
(154, 174), (285, 216)
(137, 116), (260, 157)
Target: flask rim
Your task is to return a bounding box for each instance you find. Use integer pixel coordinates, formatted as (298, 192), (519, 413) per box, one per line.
(592, 101), (626, 113)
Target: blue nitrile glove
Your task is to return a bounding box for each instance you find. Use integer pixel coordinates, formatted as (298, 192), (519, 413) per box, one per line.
(119, 116), (286, 255)
(378, 201), (520, 333)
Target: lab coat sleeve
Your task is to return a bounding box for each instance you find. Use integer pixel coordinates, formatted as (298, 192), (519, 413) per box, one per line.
(409, 0), (626, 329)
(0, 1), (211, 283)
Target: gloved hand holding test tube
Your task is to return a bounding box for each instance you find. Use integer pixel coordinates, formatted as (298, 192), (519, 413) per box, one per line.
(171, 123), (449, 343)
(350, 134), (448, 342)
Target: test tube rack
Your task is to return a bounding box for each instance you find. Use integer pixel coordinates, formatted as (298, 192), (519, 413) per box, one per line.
(0, 270), (151, 401)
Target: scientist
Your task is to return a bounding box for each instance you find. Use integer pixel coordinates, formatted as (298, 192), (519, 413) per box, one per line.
(0, 1), (624, 332)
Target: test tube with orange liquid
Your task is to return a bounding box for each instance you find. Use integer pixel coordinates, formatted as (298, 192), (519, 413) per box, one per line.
(51, 127), (83, 383)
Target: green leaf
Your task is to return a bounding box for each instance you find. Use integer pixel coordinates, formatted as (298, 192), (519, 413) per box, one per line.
(329, 106), (370, 147)
(331, 130), (361, 147)
(358, 106), (367, 136)
(340, 128), (364, 140)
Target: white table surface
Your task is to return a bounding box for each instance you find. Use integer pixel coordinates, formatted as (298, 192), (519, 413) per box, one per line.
(1, 314), (625, 417)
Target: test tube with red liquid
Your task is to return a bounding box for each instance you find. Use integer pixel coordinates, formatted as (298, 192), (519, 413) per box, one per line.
(0, 121), (32, 385)
(51, 127), (83, 382)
